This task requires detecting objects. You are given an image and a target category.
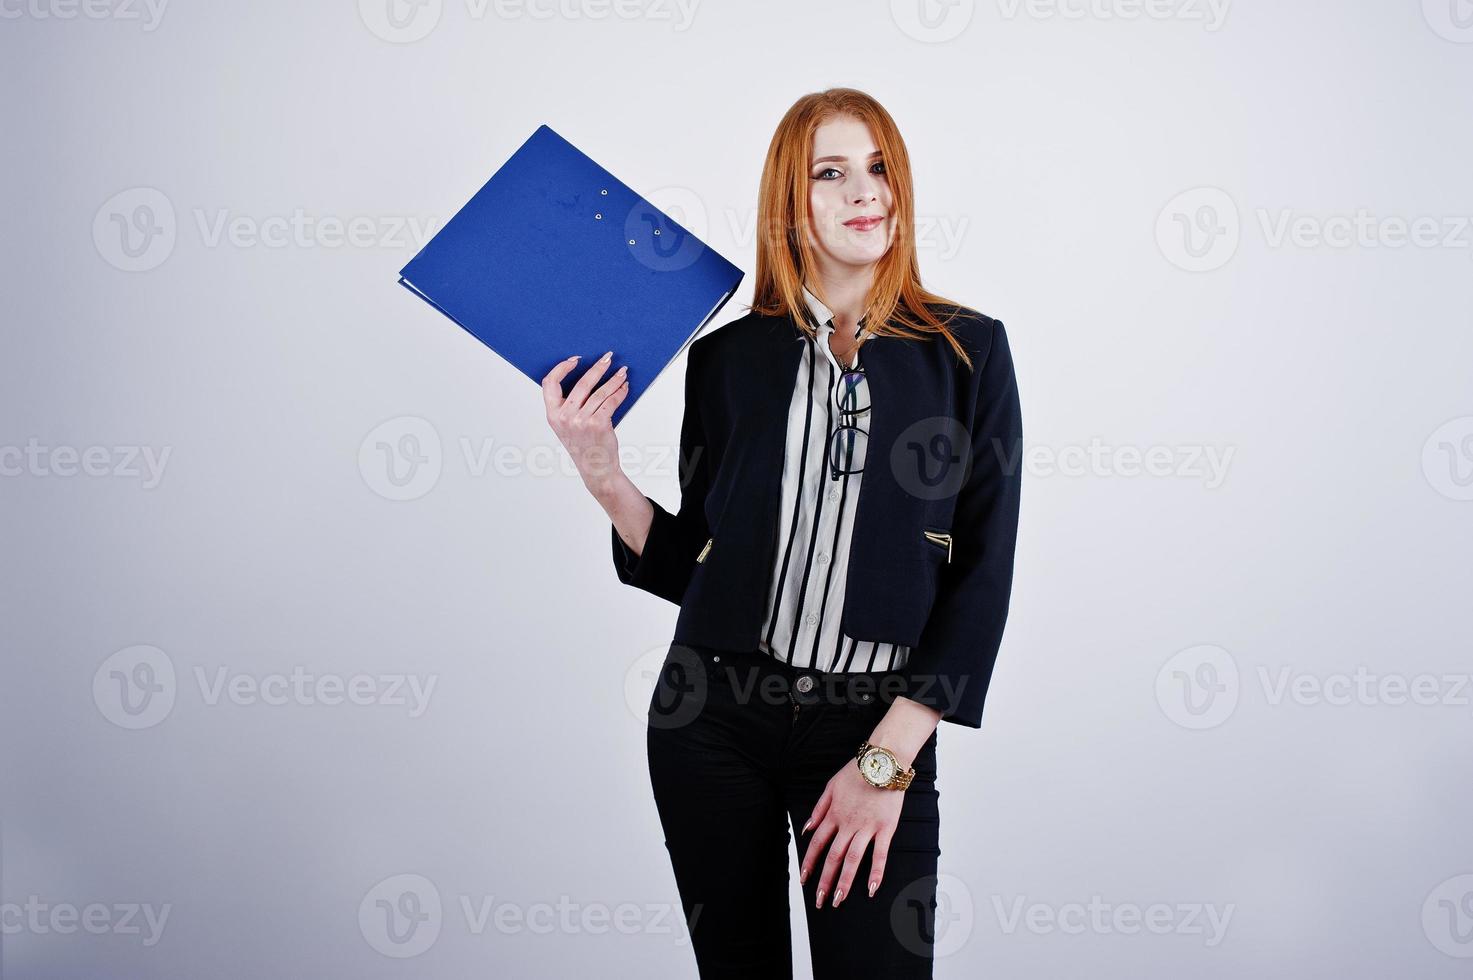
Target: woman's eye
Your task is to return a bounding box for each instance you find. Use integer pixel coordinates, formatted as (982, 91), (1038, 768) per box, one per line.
(871, 161), (887, 176)
(815, 167), (842, 180)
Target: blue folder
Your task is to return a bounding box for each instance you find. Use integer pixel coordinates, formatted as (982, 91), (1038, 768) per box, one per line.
(399, 124), (744, 427)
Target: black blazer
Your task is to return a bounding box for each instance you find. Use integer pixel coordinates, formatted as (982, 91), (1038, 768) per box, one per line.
(611, 304), (1022, 728)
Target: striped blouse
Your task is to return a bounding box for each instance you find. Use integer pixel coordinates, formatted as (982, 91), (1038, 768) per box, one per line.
(755, 285), (911, 674)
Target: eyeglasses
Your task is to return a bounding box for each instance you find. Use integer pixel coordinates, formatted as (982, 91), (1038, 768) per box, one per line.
(827, 359), (869, 482)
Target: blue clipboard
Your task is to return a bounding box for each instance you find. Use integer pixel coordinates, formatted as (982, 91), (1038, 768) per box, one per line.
(399, 124), (744, 427)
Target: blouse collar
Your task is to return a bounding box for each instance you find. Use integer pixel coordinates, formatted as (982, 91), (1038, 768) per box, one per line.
(801, 283), (867, 342)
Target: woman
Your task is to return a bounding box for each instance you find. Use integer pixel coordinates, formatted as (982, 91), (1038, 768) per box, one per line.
(542, 88), (1022, 979)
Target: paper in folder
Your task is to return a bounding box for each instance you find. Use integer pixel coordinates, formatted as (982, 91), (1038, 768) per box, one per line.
(399, 124), (745, 427)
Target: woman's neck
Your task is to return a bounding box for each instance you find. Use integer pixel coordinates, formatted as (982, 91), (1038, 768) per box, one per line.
(805, 270), (872, 342)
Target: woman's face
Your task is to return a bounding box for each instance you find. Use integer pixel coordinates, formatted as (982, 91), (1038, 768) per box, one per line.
(805, 114), (895, 271)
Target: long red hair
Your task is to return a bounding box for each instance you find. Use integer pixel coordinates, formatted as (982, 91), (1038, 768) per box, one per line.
(748, 87), (976, 370)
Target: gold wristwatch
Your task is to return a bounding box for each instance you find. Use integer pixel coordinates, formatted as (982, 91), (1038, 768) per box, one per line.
(856, 741), (916, 791)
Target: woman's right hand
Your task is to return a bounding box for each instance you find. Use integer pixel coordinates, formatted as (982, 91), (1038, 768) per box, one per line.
(542, 350), (630, 497)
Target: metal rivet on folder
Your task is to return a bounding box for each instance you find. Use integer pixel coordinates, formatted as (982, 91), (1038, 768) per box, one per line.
(628, 239), (636, 245)
(653, 229), (661, 236)
(600, 189), (608, 195)
(594, 213), (602, 220)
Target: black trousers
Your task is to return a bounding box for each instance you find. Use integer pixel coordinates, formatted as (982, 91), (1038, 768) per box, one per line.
(646, 642), (941, 979)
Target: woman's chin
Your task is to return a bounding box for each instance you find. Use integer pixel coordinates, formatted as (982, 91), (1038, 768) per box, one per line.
(818, 241), (892, 268)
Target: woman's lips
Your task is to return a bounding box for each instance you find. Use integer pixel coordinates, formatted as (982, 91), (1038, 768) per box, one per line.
(843, 216), (884, 232)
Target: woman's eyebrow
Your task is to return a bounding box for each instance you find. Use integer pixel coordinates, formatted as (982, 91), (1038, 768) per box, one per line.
(811, 150), (883, 166)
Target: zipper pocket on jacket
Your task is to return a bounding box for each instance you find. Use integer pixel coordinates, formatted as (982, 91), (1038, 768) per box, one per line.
(696, 537), (713, 564)
(921, 529), (952, 564)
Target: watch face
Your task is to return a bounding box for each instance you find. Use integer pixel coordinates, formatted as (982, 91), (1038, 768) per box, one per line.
(860, 748), (898, 786)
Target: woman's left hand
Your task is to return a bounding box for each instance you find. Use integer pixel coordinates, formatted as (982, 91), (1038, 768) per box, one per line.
(799, 762), (905, 908)
(800, 696), (941, 908)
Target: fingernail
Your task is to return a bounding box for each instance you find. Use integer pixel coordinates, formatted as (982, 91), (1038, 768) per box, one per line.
(868, 880), (878, 898)
(800, 868), (807, 884)
(801, 819), (811, 833)
(569, 354), (580, 362)
(815, 889), (824, 908)
(616, 365), (627, 375)
(834, 888), (844, 906)
(602, 350), (612, 360)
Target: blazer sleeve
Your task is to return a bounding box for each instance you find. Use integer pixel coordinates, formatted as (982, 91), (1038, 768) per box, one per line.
(609, 340), (713, 606)
(899, 317), (1023, 728)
